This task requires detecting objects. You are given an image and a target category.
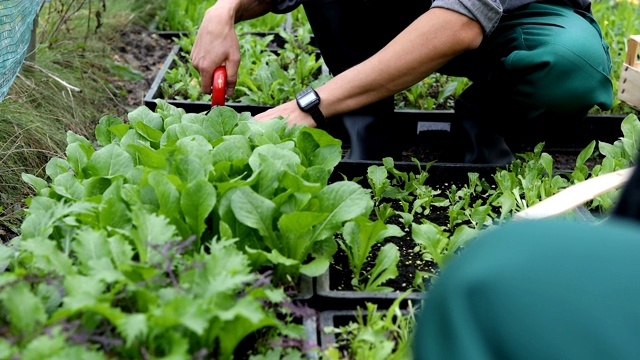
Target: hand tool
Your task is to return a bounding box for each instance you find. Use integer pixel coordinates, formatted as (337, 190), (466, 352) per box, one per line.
(211, 66), (226, 107)
(513, 167), (635, 221)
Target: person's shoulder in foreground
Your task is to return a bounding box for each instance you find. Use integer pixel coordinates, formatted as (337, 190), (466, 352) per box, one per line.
(413, 216), (640, 360)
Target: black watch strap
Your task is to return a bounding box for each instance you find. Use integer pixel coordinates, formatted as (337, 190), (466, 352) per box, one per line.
(307, 106), (325, 125)
(296, 86), (326, 126)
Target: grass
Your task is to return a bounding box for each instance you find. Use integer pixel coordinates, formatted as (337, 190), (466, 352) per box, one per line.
(0, 0), (158, 236)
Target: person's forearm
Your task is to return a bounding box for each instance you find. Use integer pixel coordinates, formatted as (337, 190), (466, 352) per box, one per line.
(316, 8), (484, 118)
(213, 0), (277, 23)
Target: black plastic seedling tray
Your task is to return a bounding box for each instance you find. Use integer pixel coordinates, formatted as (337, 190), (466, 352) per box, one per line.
(313, 270), (424, 312)
(318, 309), (416, 350)
(152, 30), (188, 41)
(144, 44), (319, 115)
(314, 161), (499, 311)
(330, 160), (500, 185)
(303, 313), (321, 360)
(292, 275), (315, 302)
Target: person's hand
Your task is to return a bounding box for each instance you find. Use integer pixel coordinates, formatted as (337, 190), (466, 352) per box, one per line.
(190, 5), (241, 96)
(253, 100), (318, 128)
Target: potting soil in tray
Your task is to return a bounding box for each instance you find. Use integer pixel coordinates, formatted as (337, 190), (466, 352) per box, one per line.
(327, 174), (472, 294)
(329, 229), (436, 293)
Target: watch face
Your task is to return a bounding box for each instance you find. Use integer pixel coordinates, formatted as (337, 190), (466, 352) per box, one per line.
(298, 92), (318, 108)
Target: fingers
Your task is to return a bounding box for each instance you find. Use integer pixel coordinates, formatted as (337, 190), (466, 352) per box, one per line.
(253, 102), (318, 128)
(190, 41), (214, 94)
(200, 69), (214, 94)
(190, 9), (238, 95)
(191, 40), (240, 95)
(225, 55), (241, 97)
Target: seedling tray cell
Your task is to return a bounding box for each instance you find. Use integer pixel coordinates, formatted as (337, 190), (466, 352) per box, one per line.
(318, 309), (414, 350)
(293, 275), (315, 302)
(313, 270), (424, 312)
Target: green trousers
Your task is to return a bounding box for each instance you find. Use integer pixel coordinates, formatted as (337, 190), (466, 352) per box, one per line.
(445, 2), (614, 163)
(413, 217), (640, 360)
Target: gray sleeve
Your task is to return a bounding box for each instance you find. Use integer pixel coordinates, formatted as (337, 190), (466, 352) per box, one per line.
(272, 0), (302, 14)
(431, 0), (503, 35)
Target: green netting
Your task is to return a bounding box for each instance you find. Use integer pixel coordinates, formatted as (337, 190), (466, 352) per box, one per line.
(0, 0), (43, 102)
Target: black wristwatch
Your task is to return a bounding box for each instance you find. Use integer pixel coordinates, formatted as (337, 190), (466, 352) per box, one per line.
(296, 87), (325, 125)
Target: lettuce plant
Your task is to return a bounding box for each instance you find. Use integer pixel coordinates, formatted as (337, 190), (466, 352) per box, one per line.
(1, 218), (303, 358)
(4, 101), (377, 357)
(366, 158), (435, 223)
(338, 216), (404, 292)
(488, 143), (571, 219)
(411, 220), (478, 271)
(19, 100), (372, 285)
(444, 173), (494, 229)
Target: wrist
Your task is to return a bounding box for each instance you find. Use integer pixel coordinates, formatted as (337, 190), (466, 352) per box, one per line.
(296, 86), (326, 126)
(213, 0), (242, 22)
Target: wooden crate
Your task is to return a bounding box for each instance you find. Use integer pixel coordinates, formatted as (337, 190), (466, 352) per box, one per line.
(618, 35), (640, 110)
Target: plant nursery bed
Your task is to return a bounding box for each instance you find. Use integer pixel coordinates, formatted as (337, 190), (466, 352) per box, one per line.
(315, 162), (497, 311)
(145, 43), (626, 161)
(144, 43), (326, 114)
(321, 159), (601, 311)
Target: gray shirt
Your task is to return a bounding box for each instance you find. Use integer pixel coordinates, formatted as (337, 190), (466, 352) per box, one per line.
(274, 0), (591, 35)
(432, 0), (591, 34)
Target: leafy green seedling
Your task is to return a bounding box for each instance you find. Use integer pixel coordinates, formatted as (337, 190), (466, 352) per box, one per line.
(338, 216), (404, 292)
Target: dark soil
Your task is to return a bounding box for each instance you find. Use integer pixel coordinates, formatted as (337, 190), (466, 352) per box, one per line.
(329, 176), (478, 293)
(111, 25), (175, 115)
(330, 231), (437, 293)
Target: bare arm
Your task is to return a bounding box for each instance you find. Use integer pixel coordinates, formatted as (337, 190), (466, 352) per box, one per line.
(191, 0), (277, 94)
(229, 0), (278, 22)
(254, 8), (484, 127)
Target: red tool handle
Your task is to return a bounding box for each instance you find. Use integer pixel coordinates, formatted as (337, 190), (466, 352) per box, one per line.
(211, 66), (226, 107)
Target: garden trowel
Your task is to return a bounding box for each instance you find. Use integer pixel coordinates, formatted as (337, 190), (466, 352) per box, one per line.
(513, 166), (635, 221)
